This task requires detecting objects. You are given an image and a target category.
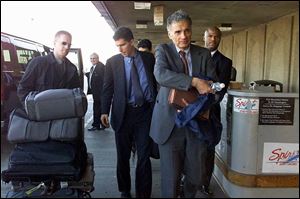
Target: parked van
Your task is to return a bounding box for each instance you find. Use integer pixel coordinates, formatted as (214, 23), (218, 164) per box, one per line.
(1, 32), (84, 133)
(1, 32), (52, 131)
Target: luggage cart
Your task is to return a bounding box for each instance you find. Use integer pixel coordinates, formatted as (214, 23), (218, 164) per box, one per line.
(2, 153), (95, 198)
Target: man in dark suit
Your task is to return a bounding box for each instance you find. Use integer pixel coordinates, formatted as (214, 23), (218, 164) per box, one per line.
(86, 53), (105, 131)
(18, 30), (80, 104)
(149, 10), (219, 198)
(101, 26), (157, 198)
(137, 39), (152, 53)
(201, 26), (232, 196)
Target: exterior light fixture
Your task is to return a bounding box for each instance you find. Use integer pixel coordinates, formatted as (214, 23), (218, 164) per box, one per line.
(219, 23), (232, 31)
(154, 5), (164, 26)
(134, 2), (151, 10)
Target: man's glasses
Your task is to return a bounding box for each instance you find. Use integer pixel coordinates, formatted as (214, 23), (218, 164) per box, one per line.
(61, 42), (72, 47)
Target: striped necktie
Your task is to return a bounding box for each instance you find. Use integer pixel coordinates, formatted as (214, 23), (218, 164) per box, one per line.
(179, 50), (189, 75)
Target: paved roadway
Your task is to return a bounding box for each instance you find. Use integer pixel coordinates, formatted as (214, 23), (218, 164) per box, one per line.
(1, 94), (227, 198)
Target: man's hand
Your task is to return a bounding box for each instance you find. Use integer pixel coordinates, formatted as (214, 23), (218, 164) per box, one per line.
(101, 114), (110, 128)
(191, 77), (214, 94)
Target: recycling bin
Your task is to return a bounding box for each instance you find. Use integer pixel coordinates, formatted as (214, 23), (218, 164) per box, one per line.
(215, 89), (299, 198)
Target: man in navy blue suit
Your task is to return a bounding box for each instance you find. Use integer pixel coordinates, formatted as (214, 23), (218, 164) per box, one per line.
(201, 26), (232, 196)
(101, 27), (157, 198)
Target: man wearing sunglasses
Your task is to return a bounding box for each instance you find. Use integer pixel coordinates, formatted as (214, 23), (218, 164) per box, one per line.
(18, 30), (80, 104)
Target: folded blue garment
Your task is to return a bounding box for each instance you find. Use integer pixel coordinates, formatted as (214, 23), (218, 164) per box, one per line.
(175, 93), (213, 132)
(175, 74), (222, 148)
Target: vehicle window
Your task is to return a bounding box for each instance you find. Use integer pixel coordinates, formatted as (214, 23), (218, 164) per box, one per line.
(1, 32), (56, 133)
(16, 48), (36, 64)
(36, 44), (45, 54)
(1, 37), (20, 78)
(2, 50), (11, 62)
(67, 48), (84, 89)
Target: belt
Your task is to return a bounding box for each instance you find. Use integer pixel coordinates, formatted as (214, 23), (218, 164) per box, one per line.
(131, 104), (143, 108)
(127, 102), (150, 108)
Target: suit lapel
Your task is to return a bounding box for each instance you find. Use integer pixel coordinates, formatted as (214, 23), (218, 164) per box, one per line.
(91, 63), (98, 80)
(212, 50), (222, 78)
(115, 55), (127, 98)
(212, 50), (221, 63)
(190, 45), (203, 76)
(140, 53), (152, 81)
(168, 43), (185, 73)
(139, 52), (156, 100)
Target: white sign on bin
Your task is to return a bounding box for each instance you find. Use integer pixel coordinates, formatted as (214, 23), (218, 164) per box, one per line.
(262, 142), (299, 173)
(233, 97), (259, 114)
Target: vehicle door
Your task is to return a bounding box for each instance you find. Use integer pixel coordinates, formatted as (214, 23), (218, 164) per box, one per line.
(66, 48), (84, 89)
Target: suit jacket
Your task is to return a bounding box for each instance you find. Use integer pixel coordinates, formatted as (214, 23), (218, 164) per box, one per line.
(102, 51), (157, 132)
(18, 52), (80, 104)
(86, 62), (105, 100)
(210, 50), (232, 124)
(149, 43), (218, 144)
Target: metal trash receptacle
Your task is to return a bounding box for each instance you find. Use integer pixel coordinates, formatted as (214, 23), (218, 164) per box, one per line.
(215, 89), (299, 198)
(249, 80), (283, 92)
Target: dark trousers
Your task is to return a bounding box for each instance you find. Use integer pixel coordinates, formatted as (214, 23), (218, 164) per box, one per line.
(203, 147), (215, 187)
(115, 103), (152, 198)
(92, 99), (101, 128)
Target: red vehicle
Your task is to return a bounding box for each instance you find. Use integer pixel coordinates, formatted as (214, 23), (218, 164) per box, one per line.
(1, 32), (84, 133)
(1, 32), (83, 133)
(1, 32), (52, 132)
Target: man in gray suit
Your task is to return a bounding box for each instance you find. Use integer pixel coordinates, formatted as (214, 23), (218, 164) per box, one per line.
(149, 10), (218, 198)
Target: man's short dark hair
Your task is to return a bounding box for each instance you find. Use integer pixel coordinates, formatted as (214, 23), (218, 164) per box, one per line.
(167, 10), (192, 32)
(113, 26), (134, 41)
(137, 39), (152, 51)
(205, 26), (222, 38)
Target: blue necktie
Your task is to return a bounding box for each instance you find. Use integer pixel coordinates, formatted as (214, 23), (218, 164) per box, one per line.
(130, 57), (144, 106)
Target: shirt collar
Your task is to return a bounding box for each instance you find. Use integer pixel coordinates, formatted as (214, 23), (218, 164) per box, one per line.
(124, 49), (140, 64)
(211, 50), (217, 57)
(175, 46), (190, 55)
(124, 48), (138, 59)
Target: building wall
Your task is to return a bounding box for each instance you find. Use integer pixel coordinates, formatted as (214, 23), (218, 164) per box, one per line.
(219, 11), (299, 92)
